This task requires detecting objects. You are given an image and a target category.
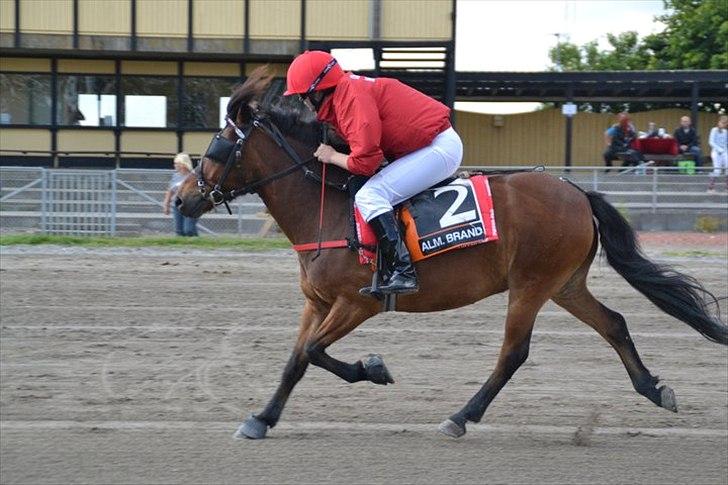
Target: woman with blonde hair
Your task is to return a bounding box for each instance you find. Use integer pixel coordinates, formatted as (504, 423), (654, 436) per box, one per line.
(707, 115), (728, 193)
(163, 153), (199, 236)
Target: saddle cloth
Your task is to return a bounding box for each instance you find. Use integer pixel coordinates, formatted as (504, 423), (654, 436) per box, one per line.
(354, 175), (499, 264)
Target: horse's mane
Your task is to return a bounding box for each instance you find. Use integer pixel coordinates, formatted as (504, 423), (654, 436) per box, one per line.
(227, 66), (324, 149)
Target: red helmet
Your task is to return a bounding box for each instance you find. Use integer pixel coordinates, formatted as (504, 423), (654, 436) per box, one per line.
(283, 51), (345, 96)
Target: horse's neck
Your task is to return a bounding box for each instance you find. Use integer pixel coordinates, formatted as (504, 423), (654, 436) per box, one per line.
(254, 139), (350, 245)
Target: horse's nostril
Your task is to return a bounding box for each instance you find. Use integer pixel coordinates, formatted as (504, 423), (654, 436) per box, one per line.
(175, 197), (182, 208)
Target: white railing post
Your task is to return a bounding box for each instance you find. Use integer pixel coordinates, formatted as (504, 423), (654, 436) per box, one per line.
(651, 166), (658, 214)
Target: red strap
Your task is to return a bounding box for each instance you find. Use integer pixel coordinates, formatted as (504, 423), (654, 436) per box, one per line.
(293, 240), (349, 252)
(312, 162), (327, 259)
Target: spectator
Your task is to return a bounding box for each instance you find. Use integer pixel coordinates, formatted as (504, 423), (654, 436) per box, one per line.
(642, 122), (660, 138)
(163, 153), (199, 236)
(641, 122), (670, 139)
(707, 115), (727, 193)
(673, 116), (703, 166)
(603, 112), (644, 170)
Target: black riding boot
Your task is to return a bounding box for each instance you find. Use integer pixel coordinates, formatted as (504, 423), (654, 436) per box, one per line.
(365, 211), (418, 295)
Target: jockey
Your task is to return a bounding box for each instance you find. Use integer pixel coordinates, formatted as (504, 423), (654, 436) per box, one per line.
(284, 50), (463, 295)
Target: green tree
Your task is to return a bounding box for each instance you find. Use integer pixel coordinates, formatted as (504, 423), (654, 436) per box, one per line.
(548, 0), (728, 70)
(649, 0), (728, 69)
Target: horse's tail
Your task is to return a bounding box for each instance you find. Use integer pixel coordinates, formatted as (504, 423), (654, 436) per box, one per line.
(585, 191), (727, 345)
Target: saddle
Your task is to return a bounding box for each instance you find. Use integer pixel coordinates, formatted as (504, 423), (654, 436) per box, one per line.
(349, 173), (499, 267)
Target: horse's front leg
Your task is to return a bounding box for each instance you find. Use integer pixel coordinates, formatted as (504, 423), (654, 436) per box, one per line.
(304, 297), (394, 386)
(234, 299), (324, 439)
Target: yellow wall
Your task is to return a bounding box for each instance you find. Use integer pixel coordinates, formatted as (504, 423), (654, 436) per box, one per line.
(193, 0), (244, 38)
(0, 57), (51, 72)
(184, 62), (240, 77)
(183, 132), (214, 157)
(0, 0), (14, 33)
(245, 63), (288, 77)
(57, 130), (115, 153)
(307, 0), (369, 40)
(58, 59), (115, 74)
(78, 0), (130, 35)
(121, 131), (177, 155)
(121, 61), (177, 75)
(20, 0), (73, 34)
(0, 128), (51, 152)
(381, 0), (451, 40)
(137, 0), (187, 38)
(249, 0), (299, 39)
(455, 108), (719, 167)
(7, 0), (453, 41)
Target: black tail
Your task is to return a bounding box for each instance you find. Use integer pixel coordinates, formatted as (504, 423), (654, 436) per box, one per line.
(586, 191), (727, 345)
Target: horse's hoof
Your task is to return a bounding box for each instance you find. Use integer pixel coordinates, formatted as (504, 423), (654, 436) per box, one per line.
(233, 414), (268, 440)
(362, 353), (394, 385)
(438, 419), (466, 438)
(659, 385), (678, 413)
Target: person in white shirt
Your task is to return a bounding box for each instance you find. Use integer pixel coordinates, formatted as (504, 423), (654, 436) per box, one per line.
(163, 153), (199, 235)
(707, 115), (728, 193)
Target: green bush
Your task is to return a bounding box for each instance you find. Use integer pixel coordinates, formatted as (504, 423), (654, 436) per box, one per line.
(694, 216), (721, 233)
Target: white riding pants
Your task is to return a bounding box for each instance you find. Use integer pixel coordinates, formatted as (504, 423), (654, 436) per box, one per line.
(355, 127), (464, 221)
(710, 150), (727, 177)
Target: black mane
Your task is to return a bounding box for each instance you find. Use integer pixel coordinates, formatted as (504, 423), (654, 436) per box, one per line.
(227, 65), (348, 153)
(265, 104), (324, 149)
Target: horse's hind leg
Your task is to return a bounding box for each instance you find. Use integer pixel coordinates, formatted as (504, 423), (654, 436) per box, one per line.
(235, 299), (324, 439)
(439, 289), (546, 438)
(553, 284), (678, 413)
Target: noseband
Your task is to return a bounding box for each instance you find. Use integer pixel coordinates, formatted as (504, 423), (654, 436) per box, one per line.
(196, 117), (251, 212)
(197, 114), (347, 214)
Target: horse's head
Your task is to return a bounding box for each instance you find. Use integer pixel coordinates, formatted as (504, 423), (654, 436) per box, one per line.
(175, 67), (279, 218)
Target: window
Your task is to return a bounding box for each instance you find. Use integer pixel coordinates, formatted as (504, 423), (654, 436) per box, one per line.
(57, 75), (117, 126)
(182, 77), (239, 129)
(121, 76), (178, 128)
(0, 73), (52, 125)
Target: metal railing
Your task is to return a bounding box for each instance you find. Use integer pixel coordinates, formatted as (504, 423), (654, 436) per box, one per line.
(1, 165), (726, 236)
(0, 167), (270, 236)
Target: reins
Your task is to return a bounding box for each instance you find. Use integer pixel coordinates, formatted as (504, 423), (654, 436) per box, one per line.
(197, 113), (348, 215)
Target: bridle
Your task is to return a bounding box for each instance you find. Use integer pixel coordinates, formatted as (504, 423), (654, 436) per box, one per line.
(196, 112), (347, 214)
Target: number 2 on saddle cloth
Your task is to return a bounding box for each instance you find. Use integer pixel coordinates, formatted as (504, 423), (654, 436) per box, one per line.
(352, 174), (499, 267)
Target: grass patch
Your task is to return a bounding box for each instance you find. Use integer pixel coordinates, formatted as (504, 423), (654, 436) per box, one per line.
(0, 234), (291, 251)
(663, 250), (723, 258)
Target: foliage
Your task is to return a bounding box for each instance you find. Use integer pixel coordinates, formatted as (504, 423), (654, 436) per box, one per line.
(0, 234), (291, 250)
(649, 0), (728, 70)
(693, 215), (722, 233)
(550, 32), (654, 72)
(547, 0), (727, 112)
(549, 1), (727, 71)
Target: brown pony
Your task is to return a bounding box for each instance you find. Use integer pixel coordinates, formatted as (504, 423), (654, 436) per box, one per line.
(176, 68), (727, 440)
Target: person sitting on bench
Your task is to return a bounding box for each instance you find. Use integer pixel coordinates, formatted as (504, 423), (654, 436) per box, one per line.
(673, 115), (703, 166)
(603, 112), (644, 170)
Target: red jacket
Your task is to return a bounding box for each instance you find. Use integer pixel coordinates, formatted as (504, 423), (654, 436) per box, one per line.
(316, 73), (451, 176)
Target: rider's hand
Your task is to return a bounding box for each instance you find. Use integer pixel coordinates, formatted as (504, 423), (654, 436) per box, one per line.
(314, 144), (337, 164)
(314, 144), (350, 170)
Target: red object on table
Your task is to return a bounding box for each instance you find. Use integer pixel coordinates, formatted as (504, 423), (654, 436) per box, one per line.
(631, 138), (678, 155)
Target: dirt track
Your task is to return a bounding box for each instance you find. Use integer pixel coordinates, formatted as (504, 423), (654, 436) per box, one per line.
(1, 240), (727, 484)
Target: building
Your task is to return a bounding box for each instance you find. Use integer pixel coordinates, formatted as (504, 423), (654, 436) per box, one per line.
(2, 0), (726, 168)
(0, 0), (455, 167)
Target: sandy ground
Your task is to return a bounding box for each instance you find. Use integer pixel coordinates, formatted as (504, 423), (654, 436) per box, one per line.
(0, 238), (727, 484)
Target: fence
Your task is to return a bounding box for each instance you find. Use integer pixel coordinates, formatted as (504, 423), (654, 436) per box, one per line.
(0, 167), (271, 236)
(1, 165), (726, 236)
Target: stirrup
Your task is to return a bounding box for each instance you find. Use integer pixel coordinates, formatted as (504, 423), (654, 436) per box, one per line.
(359, 285), (384, 299)
(377, 274), (419, 295)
